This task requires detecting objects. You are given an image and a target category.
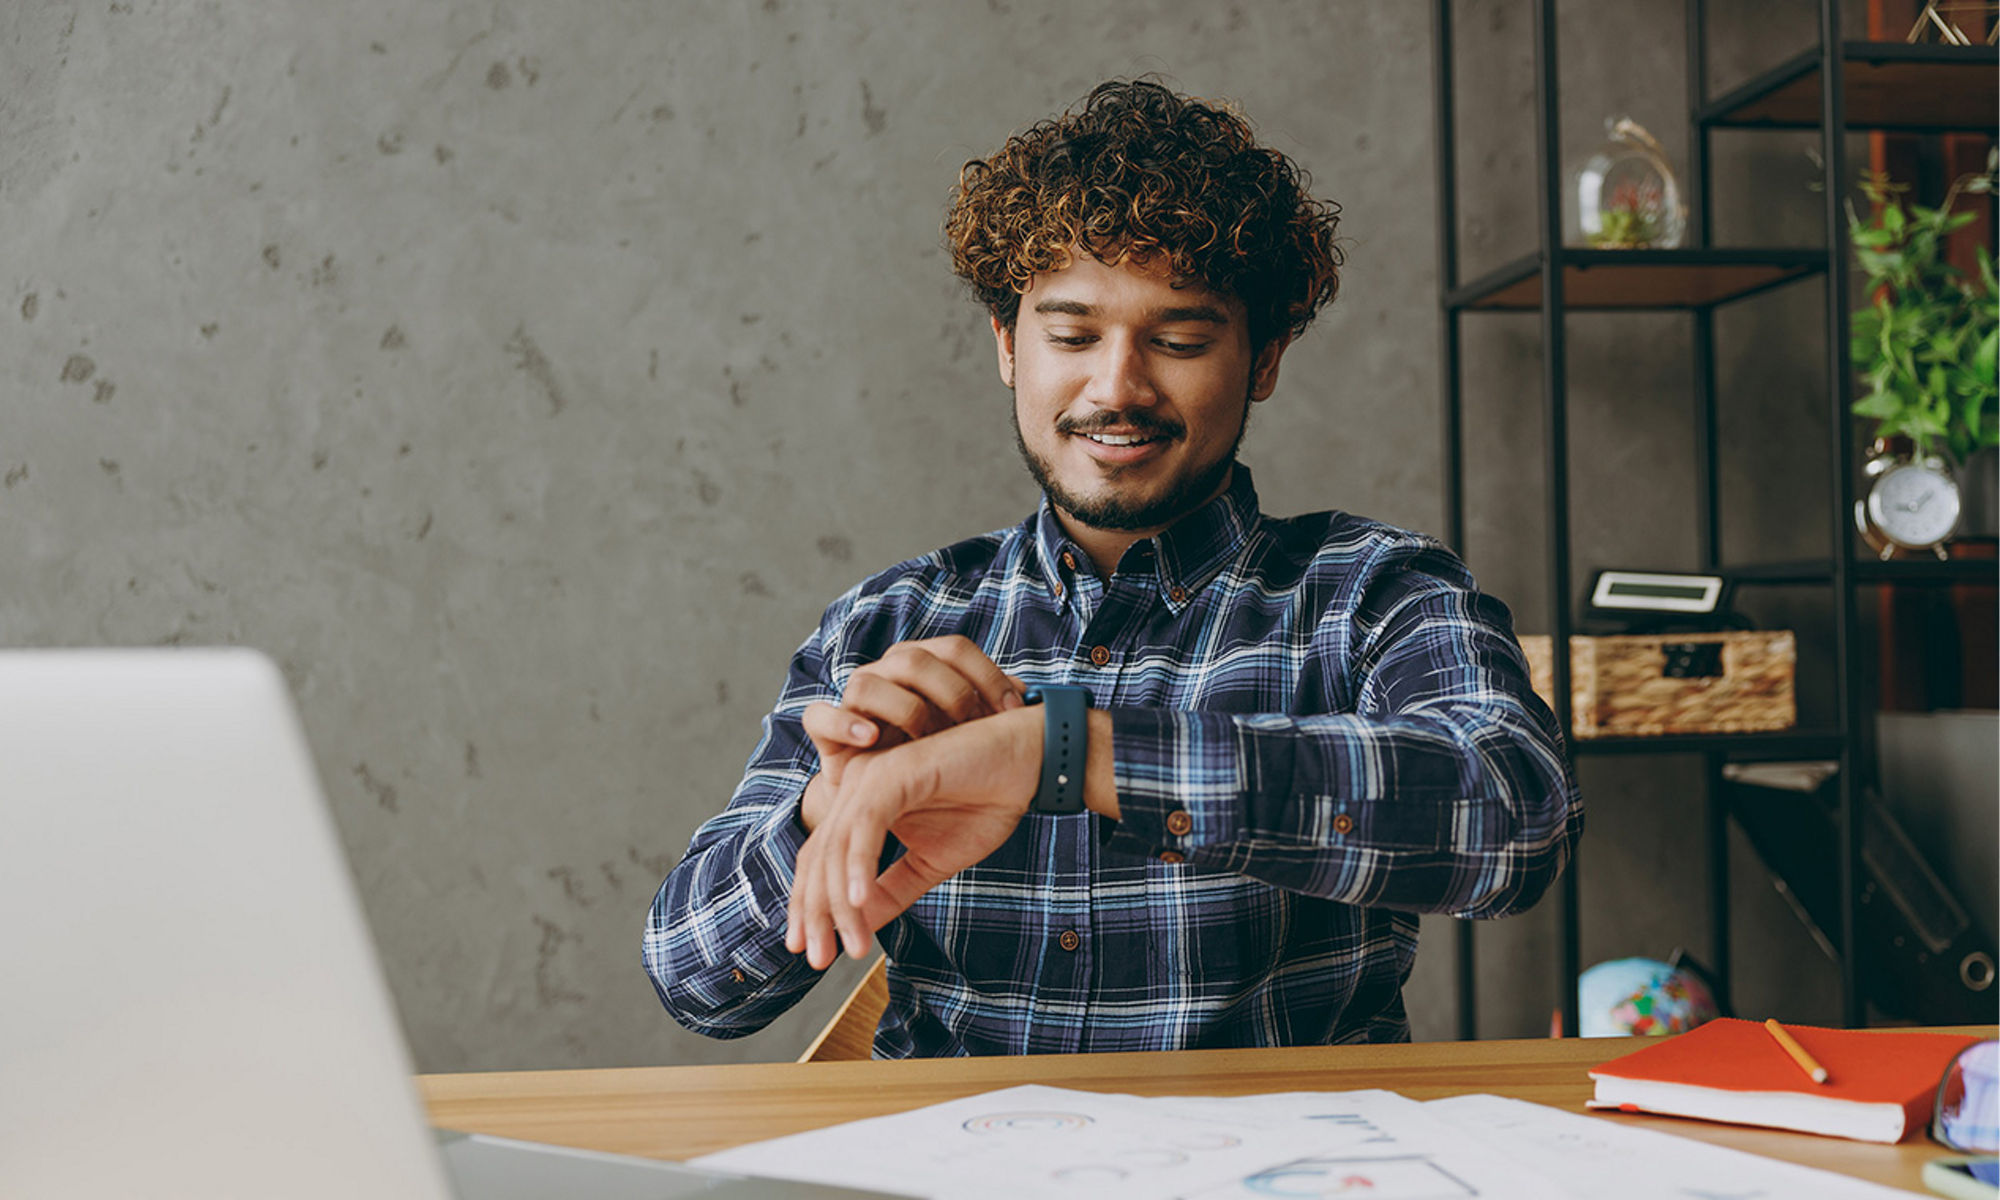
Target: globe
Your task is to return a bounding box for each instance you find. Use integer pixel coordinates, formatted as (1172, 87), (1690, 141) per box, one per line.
(1578, 956), (1721, 1038)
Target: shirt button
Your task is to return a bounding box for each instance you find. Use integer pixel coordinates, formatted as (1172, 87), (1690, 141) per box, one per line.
(1061, 551), (1077, 571)
(730, 967), (747, 984)
(1168, 586), (1188, 604)
(1089, 645), (1111, 667)
(1057, 929), (1081, 952)
(1165, 810), (1193, 836)
(1332, 813), (1355, 835)
(1158, 850), (1185, 864)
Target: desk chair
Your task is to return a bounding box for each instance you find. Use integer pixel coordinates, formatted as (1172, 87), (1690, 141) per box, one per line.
(798, 955), (888, 1062)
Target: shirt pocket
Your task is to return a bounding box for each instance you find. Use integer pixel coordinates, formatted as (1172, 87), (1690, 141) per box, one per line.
(1145, 868), (1288, 1004)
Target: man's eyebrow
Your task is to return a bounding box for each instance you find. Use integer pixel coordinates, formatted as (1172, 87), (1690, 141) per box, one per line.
(1030, 299), (1231, 324)
(1152, 304), (1230, 325)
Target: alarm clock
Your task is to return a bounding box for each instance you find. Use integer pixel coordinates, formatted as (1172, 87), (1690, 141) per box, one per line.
(1854, 446), (1961, 560)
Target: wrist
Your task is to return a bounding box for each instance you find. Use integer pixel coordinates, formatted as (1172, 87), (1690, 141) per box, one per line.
(800, 773), (832, 833)
(1084, 709), (1119, 821)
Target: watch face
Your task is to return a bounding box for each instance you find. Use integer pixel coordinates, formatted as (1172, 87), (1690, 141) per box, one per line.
(1866, 463), (1961, 548)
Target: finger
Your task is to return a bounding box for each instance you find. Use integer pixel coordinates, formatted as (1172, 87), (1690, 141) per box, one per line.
(911, 636), (1026, 715)
(835, 796), (897, 960)
(800, 839), (836, 970)
(818, 815), (869, 965)
(802, 701), (880, 750)
(784, 837), (809, 954)
(801, 704), (876, 788)
(788, 824), (829, 959)
(877, 644), (993, 726)
(790, 822), (839, 965)
(818, 810), (855, 959)
(812, 751), (896, 962)
(840, 672), (942, 743)
(827, 831), (872, 961)
(861, 856), (938, 932)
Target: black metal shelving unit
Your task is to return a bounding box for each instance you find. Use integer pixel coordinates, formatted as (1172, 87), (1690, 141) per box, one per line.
(1431, 0), (1999, 1039)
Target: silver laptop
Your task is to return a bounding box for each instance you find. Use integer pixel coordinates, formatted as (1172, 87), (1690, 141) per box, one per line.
(0, 648), (902, 1199)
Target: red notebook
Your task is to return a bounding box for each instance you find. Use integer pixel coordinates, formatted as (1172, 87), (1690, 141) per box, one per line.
(1587, 1018), (1982, 1143)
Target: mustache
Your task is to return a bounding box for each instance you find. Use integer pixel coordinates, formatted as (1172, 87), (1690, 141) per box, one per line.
(1055, 410), (1185, 439)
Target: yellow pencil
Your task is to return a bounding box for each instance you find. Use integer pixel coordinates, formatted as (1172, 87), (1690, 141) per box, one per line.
(1764, 1018), (1829, 1085)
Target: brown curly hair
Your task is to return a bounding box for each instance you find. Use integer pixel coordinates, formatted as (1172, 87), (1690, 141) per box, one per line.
(945, 78), (1343, 352)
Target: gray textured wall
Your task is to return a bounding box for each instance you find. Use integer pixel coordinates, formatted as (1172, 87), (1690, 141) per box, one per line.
(6, 0), (1985, 1074)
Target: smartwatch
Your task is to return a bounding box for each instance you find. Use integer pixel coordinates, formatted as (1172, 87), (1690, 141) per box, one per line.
(1022, 685), (1091, 814)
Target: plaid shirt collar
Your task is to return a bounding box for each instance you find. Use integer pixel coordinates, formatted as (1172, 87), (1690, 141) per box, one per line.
(1031, 465), (1263, 617)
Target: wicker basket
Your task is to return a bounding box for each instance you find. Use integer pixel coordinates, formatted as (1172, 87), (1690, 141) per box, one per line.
(1517, 631), (1796, 739)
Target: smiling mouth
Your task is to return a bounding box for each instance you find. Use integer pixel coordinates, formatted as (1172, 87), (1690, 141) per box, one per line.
(1077, 430), (1167, 447)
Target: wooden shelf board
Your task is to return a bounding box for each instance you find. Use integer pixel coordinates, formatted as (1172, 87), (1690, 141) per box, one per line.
(1854, 555), (2000, 584)
(1453, 251), (1823, 311)
(1722, 557), (2000, 586)
(1703, 42), (1999, 132)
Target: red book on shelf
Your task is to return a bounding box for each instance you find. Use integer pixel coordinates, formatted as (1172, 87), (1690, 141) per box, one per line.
(1587, 1017), (1982, 1144)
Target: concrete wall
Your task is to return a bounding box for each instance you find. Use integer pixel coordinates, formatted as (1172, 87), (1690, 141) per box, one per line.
(6, 0), (1985, 1073)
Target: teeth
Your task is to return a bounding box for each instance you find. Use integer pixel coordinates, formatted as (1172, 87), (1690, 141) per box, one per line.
(1084, 432), (1150, 446)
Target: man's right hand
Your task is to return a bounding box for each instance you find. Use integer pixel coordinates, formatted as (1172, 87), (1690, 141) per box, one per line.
(798, 635), (1025, 831)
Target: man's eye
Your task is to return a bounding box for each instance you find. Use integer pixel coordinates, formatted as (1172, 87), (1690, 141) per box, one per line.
(1156, 339), (1208, 354)
(1046, 334), (1093, 347)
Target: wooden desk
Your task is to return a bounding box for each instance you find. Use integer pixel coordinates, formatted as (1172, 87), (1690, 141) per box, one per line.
(422, 1031), (1991, 1195)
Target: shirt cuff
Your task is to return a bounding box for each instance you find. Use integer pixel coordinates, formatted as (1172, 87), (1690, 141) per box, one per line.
(1101, 707), (1250, 865)
(724, 789), (814, 985)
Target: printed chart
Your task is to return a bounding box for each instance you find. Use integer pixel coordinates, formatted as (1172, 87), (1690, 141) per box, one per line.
(694, 1085), (1555, 1199)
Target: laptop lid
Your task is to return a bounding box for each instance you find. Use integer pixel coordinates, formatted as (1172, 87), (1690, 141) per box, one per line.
(0, 649), (911, 1200)
(0, 648), (456, 1199)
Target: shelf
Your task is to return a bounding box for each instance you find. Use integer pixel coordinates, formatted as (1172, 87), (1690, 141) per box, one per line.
(1571, 729), (1843, 758)
(1700, 42), (2000, 133)
(1723, 557), (2000, 586)
(1854, 556), (2000, 584)
(1433, 1), (1991, 1037)
(1447, 249), (1823, 312)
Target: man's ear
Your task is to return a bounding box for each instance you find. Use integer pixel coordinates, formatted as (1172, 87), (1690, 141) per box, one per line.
(1248, 335), (1291, 403)
(991, 315), (1015, 389)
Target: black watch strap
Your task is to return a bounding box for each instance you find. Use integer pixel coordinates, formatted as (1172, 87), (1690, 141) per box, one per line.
(1022, 685), (1091, 814)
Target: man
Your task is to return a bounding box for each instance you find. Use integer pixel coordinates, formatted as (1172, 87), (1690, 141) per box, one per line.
(645, 79), (1580, 1056)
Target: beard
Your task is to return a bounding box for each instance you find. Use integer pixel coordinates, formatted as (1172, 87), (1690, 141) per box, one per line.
(1010, 392), (1251, 533)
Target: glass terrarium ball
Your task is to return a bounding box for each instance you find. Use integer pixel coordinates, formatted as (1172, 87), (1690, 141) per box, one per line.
(1569, 117), (1687, 250)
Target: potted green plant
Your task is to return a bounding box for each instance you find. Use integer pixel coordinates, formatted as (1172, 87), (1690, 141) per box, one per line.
(1848, 158), (1998, 477)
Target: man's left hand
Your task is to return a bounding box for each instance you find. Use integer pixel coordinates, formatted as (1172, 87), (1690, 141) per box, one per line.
(783, 703), (1042, 969)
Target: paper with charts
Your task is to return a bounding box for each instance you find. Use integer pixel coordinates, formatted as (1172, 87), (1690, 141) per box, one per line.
(694, 1083), (1923, 1199)
(693, 1083), (1557, 1199)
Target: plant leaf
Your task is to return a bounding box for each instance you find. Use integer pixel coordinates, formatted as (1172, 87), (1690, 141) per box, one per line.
(1853, 389), (1903, 419)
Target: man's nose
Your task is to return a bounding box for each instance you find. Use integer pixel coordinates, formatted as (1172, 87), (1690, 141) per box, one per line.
(1081, 335), (1158, 410)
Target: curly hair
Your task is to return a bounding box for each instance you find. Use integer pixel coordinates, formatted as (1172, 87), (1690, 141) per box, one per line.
(945, 78), (1343, 352)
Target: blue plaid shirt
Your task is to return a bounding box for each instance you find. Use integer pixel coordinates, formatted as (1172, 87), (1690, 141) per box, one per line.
(645, 468), (1580, 1056)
